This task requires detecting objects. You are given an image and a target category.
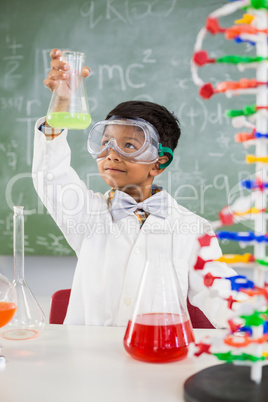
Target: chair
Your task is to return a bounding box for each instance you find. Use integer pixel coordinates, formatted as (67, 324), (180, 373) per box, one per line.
(186, 298), (214, 329)
(49, 289), (71, 324)
(49, 288), (214, 328)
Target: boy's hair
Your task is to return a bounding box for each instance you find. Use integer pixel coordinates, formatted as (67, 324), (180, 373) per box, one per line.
(105, 101), (181, 152)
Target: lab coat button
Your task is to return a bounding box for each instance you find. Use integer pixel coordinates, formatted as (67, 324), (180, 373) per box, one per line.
(134, 247), (140, 255)
(124, 297), (132, 306)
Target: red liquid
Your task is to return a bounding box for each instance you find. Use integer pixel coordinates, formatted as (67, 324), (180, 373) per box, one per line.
(123, 313), (195, 363)
(0, 302), (17, 327)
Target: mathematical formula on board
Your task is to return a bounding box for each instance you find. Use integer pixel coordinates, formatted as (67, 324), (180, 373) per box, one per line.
(79, 0), (178, 27)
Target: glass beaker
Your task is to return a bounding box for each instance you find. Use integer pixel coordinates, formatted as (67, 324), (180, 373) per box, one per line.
(46, 50), (91, 130)
(123, 231), (194, 363)
(1, 207), (45, 340)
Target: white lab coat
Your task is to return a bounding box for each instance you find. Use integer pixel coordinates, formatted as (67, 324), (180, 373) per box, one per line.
(32, 117), (236, 328)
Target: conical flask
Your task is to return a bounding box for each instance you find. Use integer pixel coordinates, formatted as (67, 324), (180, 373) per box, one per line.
(46, 50), (91, 130)
(123, 231), (194, 363)
(1, 206), (45, 340)
(0, 274), (17, 328)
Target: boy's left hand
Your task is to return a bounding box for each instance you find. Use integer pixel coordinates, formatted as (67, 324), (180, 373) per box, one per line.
(44, 48), (90, 92)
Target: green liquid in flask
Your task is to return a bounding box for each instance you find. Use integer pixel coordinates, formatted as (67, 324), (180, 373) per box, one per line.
(47, 112), (92, 130)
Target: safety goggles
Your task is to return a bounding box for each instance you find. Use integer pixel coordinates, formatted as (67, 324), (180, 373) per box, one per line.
(87, 116), (173, 168)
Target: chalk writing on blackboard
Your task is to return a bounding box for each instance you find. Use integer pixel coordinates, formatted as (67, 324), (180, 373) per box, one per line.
(36, 234), (73, 255)
(3, 37), (24, 89)
(0, 96), (24, 112)
(80, 0), (177, 28)
(178, 98), (230, 132)
(0, 140), (18, 170)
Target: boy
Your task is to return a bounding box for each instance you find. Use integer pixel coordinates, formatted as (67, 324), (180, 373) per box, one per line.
(32, 49), (236, 327)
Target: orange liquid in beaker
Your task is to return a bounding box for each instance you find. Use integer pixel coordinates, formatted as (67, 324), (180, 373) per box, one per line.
(0, 302), (17, 327)
(123, 312), (194, 363)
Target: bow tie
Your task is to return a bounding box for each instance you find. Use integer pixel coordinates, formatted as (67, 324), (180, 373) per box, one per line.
(110, 190), (168, 221)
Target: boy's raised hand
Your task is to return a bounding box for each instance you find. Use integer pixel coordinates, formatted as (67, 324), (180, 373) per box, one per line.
(44, 49), (90, 92)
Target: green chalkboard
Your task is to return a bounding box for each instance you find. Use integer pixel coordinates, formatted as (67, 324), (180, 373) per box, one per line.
(0, 0), (255, 255)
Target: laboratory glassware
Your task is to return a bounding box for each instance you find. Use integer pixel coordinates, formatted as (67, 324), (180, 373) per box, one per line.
(0, 274), (17, 328)
(47, 50), (91, 130)
(123, 231), (194, 363)
(0, 274), (17, 364)
(1, 207), (45, 340)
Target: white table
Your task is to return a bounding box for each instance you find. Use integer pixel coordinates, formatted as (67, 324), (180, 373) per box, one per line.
(0, 325), (222, 402)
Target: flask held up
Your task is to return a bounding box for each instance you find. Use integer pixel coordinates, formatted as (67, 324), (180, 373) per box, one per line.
(47, 51), (91, 130)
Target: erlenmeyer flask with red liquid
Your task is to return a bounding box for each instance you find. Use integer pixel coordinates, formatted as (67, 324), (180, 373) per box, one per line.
(123, 230), (194, 363)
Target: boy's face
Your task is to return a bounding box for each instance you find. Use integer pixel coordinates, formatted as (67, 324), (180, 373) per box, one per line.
(96, 125), (157, 197)
(97, 150), (156, 193)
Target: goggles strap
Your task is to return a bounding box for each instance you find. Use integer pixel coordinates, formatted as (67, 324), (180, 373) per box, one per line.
(158, 144), (173, 169)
